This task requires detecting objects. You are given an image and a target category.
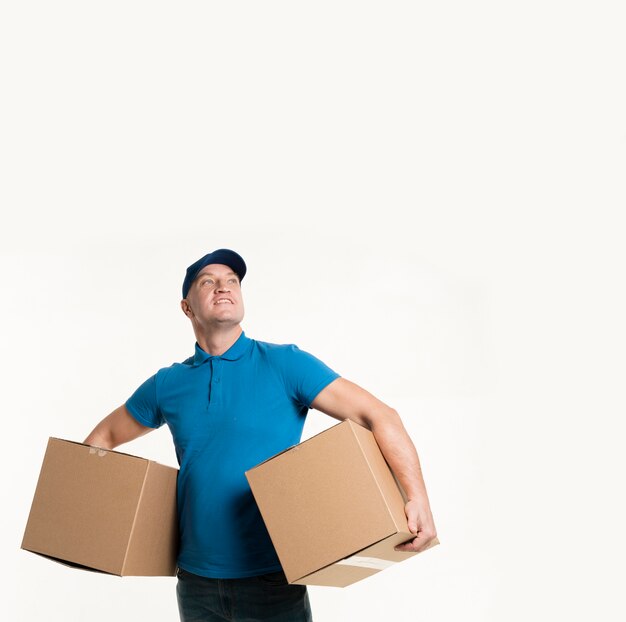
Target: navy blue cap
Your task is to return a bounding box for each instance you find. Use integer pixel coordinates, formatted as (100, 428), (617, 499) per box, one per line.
(182, 249), (247, 299)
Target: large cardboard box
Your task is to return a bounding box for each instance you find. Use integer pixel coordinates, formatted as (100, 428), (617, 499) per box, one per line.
(246, 419), (438, 587)
(22, 438), (178, 576)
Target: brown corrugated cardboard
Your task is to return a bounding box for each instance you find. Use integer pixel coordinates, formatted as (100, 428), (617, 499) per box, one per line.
(246, 419), (438, 587)
(21, 438), (178, 576)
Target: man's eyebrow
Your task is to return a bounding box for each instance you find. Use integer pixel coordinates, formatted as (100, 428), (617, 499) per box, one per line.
(195, 271), (238, 279)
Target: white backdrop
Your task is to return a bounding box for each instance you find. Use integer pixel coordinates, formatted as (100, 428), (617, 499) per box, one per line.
(2, 2), (625, 621)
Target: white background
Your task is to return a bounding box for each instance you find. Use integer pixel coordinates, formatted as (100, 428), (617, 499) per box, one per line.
(1, 1), (625, 620)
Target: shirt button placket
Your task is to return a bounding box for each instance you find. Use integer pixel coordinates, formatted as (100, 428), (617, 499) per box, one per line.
(207, 358), (214, 406)
(213, 359), (221, 403)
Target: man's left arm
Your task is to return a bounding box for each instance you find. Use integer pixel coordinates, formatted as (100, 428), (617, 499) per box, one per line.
(311, 377), (438, 553)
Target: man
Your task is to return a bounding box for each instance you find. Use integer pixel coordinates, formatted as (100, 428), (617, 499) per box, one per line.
(84, 248), (437, 622)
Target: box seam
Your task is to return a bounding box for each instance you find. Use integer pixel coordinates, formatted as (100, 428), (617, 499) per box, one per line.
(120, 461), (151, 575)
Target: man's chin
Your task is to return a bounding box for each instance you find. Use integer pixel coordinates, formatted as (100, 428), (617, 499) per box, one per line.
(212, 316), (244, 326)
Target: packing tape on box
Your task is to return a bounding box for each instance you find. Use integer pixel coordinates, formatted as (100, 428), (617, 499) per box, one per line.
(336, 556), (396, 571)
(88, 447), (108, 457)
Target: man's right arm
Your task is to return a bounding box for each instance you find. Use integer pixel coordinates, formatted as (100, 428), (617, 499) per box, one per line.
(83, 404), (154, 450)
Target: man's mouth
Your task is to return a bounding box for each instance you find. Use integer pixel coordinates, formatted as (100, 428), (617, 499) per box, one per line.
(215, 299), (234, 305)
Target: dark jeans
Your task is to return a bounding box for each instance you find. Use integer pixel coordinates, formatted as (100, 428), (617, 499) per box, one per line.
(176, 567), (313, 622)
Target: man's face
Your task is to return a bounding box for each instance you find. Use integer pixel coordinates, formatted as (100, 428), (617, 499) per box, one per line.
(182, 263), (244, 328)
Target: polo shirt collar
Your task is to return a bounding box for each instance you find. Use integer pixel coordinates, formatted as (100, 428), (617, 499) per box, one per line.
(192, 331), (251, 365)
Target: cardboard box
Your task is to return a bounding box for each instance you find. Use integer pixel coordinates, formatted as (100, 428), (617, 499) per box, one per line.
(22, 438), (178, 576)
(246, 419), (438, 587)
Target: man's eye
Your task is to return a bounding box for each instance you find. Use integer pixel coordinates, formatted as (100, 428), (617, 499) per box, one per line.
(202, 279), (214, 285)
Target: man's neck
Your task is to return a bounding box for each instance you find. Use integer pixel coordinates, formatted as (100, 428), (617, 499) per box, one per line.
(195, 325), (243, 356)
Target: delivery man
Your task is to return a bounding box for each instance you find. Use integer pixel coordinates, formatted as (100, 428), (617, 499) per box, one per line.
(84, 248), (437, 622)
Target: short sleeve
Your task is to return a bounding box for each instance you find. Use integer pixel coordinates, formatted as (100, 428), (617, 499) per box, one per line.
(125, 374), (165, 429)
(279, 345), (341, 408)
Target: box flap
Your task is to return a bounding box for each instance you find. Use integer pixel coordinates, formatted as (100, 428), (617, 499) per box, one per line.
(122, 461), (179, 576)
(349, 421), (411, 532)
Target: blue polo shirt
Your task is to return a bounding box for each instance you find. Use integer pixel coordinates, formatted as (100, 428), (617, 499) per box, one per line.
(125, 331), (340, 578)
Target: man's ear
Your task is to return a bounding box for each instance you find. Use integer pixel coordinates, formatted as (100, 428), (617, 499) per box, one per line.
(180, 299), (194, 318)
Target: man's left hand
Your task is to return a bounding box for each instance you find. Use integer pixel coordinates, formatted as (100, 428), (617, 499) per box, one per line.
(394, 498), (439, 553)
